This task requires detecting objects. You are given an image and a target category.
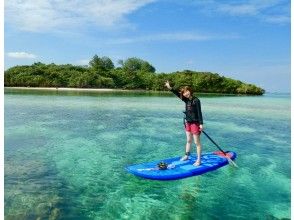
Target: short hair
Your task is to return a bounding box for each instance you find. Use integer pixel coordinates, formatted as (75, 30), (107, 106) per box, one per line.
(180, 86), (193, 99)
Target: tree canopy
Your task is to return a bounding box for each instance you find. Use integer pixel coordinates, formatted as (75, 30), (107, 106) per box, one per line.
(4, 55), (265, 95)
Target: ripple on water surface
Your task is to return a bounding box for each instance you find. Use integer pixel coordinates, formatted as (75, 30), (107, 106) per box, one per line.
(4, 91), (290, 219)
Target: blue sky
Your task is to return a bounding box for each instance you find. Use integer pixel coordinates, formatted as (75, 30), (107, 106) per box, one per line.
(4, 0), (290, 92)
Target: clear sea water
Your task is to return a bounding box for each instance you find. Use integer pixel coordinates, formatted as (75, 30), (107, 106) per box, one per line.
(4, 89), (291, 220)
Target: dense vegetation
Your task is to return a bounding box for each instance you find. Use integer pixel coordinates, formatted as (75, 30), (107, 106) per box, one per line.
(4, 55), (265, 95)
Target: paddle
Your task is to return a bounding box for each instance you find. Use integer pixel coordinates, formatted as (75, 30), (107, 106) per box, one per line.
(202, 130), (238, 168)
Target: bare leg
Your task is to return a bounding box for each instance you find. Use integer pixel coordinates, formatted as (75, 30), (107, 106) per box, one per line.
(181, 132), (192, 161)
(193, 134), (202, 166)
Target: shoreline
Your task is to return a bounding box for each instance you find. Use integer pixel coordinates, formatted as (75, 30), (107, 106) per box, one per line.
(4, 87), (157, 93)
(4, 86), (263, 96)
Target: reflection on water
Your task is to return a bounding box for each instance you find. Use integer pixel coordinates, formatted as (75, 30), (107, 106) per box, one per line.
(4, 88), (290, 219)
(5, 87), (250, 97)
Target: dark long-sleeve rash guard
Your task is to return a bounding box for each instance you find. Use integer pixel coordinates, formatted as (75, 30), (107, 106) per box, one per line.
(170, 88), (203, 124)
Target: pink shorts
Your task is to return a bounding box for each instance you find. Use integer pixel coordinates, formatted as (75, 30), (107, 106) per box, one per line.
(185, 122), (201, 135)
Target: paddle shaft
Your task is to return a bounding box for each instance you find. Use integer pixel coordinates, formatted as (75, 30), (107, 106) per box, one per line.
(202, 131), (226, 155)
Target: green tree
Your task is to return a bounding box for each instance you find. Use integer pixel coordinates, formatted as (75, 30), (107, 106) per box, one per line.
(89, 55), (114, 77)
(3, 56), (265, 95)
(122, 57), (155, 73)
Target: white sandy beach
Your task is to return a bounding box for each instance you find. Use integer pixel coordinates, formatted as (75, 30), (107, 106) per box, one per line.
(4, 87), (156, 93)
(4, 87), (240, 96)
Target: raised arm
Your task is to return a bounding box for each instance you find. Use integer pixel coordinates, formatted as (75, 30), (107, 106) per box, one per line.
(165, 81), (185, 101)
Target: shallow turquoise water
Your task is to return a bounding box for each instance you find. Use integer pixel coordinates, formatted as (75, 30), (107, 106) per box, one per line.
(4, 89), (291, 219)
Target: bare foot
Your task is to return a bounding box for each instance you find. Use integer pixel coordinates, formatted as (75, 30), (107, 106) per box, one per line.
(180, 155), (189, 161)
(193, 160), (201, 166)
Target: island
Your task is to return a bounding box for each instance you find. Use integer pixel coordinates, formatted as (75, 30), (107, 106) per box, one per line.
(4, 55), (265, 95)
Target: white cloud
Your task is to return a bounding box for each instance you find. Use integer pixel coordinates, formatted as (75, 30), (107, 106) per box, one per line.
(193, 0), (290, 24)
(7, 52), (37, 59)
(186, 60), (195, 65)
(5, 0), (156, 32)
(75, 59), (90, 66)
(217, 3), (259, 16)
(262, 15), (290, 24)
(105, 32), (239, 44)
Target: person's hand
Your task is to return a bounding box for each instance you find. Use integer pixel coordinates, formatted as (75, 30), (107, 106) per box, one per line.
(165, 81), (172, 90)
(199, 124), (204, 131)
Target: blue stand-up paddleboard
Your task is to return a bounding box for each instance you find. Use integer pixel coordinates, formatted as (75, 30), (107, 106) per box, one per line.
(126, 151), (237, 180)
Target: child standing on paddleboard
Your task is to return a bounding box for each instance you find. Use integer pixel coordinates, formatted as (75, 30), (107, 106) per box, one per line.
(165, 81), (203, 166)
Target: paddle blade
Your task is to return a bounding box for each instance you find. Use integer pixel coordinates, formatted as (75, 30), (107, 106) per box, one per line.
(227, 157), (238, 168)
(213, 151), (238, 168)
